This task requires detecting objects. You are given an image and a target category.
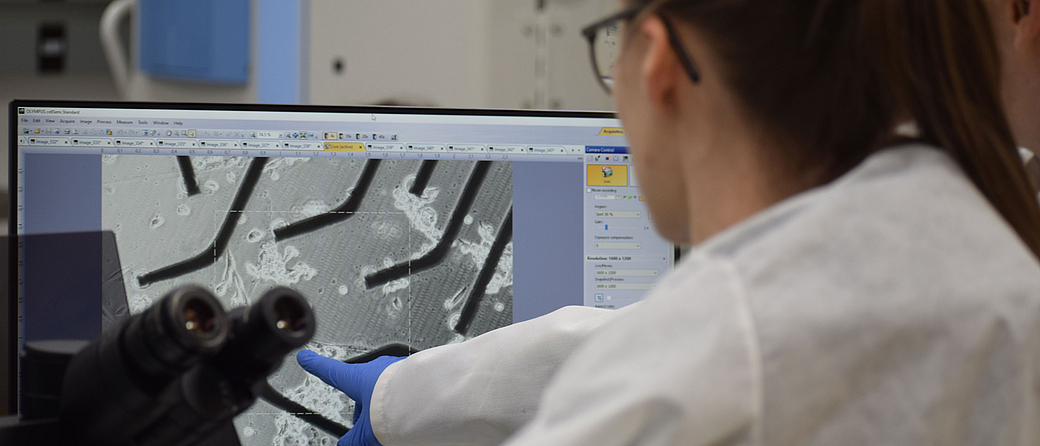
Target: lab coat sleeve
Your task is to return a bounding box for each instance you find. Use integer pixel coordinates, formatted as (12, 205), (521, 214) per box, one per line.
(369, 304), (633, 446)
(501, 260), (760, 446)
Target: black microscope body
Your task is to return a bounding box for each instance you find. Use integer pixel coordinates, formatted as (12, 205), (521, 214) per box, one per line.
(0, 285), (316, 446)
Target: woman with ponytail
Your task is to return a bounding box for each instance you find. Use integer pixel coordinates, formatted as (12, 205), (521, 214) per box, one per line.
(298, 1), (1040, 445)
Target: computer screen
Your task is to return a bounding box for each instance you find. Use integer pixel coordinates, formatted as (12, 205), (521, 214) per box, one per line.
(9, 101), (674, 445)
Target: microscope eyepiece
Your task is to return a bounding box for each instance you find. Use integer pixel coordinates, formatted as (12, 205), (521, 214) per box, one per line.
(273, 294), (309, 334)
(183, 296), (218, 335)
(136, 285), (228, 375)
(59, 285), (230, 445)
(224, 287), (315, 373)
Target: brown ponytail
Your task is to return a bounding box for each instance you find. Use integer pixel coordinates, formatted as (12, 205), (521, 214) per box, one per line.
(635, 0), (1040, 259)
(872, 0), (1040, 259)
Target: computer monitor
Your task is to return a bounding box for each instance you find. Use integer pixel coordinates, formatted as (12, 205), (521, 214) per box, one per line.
(8, 101), (675, 445)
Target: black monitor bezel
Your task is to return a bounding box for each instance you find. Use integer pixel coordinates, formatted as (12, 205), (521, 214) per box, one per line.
(6, 99), (618, 414)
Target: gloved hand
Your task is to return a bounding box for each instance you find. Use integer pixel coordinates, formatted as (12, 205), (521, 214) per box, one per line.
(297, 350), (406, 446)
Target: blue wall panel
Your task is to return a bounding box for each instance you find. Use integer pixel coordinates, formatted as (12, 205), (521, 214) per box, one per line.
(257, 0), (302, 103)
(139, 0), (250, 84)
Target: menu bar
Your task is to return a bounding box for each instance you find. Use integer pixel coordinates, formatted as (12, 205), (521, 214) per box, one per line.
(17, 108), (619, 127)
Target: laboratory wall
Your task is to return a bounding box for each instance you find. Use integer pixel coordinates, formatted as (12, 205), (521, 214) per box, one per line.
(306, 0), (617, 111)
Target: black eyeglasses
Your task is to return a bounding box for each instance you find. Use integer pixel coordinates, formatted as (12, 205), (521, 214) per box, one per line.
(581, 2), (701, 95)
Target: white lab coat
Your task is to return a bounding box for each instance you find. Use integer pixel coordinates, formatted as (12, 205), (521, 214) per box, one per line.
(368, 145), (1040, 446)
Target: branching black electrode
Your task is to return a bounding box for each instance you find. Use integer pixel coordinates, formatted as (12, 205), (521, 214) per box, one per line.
(364, 161), (491, 289)
(137, 158), (268, 286)
(274, 159), (382, 241)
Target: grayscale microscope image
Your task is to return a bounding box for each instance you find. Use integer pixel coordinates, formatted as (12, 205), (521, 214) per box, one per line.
(101, 155), (514, 446)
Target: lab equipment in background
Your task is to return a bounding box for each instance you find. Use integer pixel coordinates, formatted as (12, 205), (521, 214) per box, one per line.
(138, 0), (249, 84)
(96, 0), (620, 108)
(99, 0), (256, 103)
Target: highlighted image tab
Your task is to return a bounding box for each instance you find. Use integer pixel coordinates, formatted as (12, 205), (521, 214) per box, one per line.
(324, 142), (366, 152)
(587, 164), (629, 187)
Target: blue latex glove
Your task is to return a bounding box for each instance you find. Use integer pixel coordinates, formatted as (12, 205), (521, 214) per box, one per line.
(297, 350), (406, 446)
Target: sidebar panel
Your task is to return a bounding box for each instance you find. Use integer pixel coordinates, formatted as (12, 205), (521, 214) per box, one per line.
(582, 146), (673, 309)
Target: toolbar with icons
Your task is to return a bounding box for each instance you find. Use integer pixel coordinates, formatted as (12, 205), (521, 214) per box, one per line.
(17, 123), (594, 161)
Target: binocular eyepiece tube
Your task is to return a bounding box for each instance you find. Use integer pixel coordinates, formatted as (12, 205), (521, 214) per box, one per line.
(136, 286), (316, 446)
(125, 286), (229, 382)
(56, 285), (315, 446)
(220, 287), (316, 380)
(59, 285), (229, 444)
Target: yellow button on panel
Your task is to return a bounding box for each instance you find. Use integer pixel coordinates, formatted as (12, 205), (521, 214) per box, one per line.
(587, 164), (629, 187)
(599, 127), (626, 136)
(324, 142), (366, 151)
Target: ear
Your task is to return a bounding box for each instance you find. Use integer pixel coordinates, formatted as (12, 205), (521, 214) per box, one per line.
(636, 16), (681, 111)
(1013, 0), (1040, 49)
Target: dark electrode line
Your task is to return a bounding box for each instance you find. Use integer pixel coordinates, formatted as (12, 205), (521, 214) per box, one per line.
(137, 157), (269, 286)
(409, 160), (438, 196)
(273, 159), (383, 241)
(454, 207), (512, 336)
(258, 383), (348, 437)
(364, 161), (491, 289)
(176, 156), (201, 196)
